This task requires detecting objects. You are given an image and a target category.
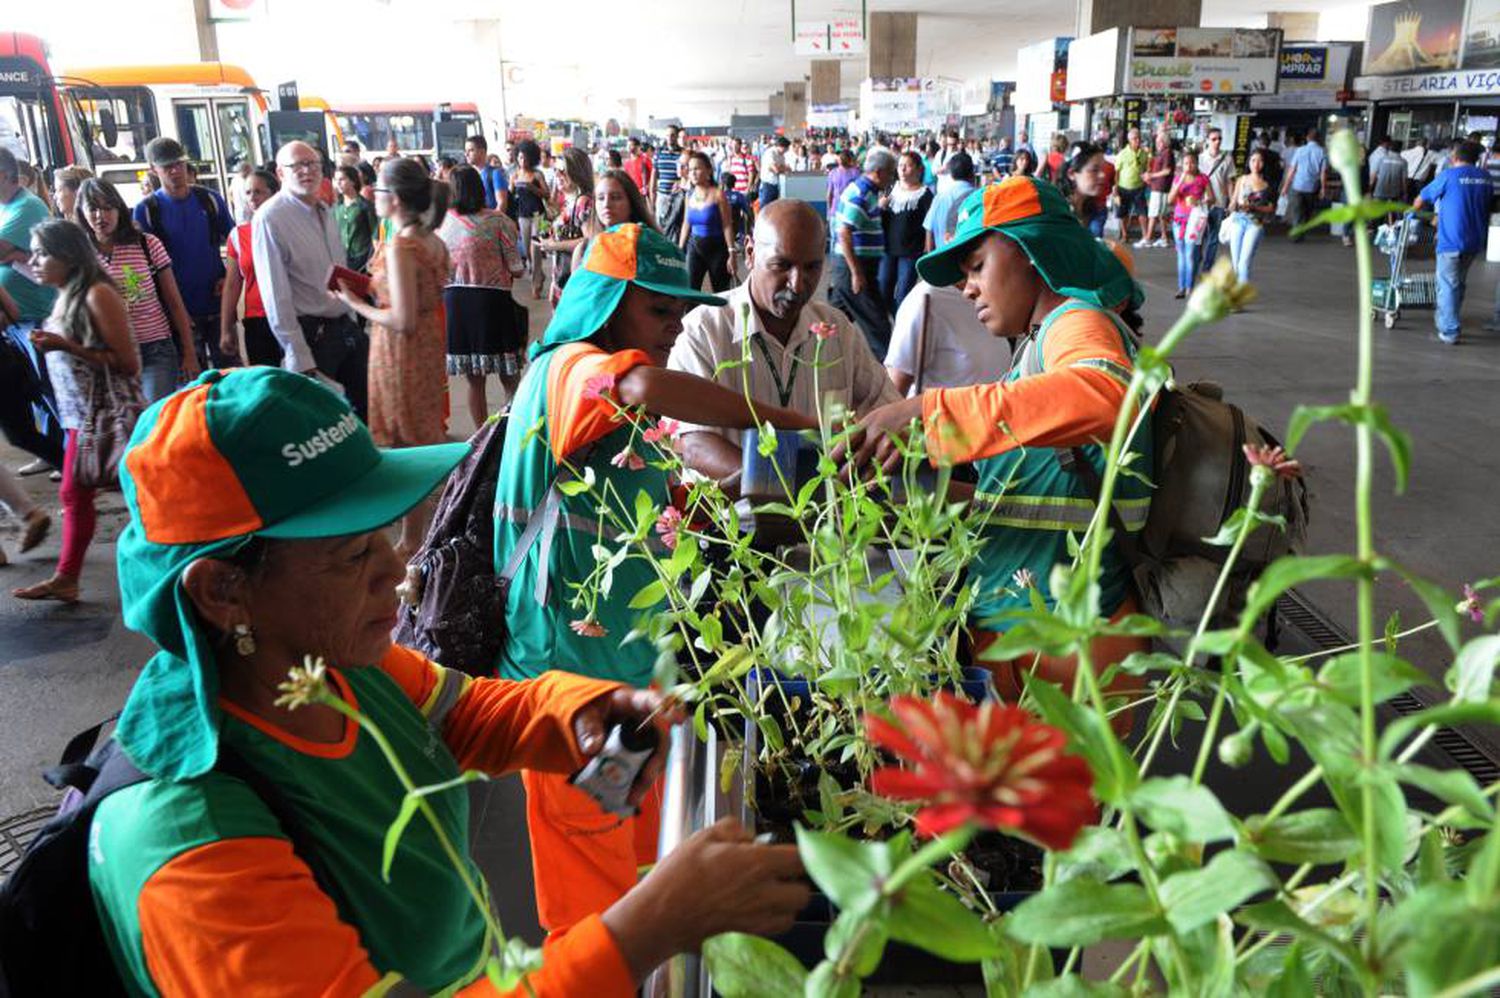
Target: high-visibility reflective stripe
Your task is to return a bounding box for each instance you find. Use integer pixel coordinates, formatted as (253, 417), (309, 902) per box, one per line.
(1069, 356), (1135, 389)
(973, 492), (1150, 532)
(494, 502), (672, 553)
(494, 502), (603, 537)
(419, 665), (470, 730)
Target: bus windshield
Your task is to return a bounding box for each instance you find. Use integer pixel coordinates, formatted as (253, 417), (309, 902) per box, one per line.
(337, 111), (435, 153)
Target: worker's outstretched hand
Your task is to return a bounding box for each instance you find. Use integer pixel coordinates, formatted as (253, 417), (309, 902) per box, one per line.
(572, 687), (682, 808)
(603, 818), (810, 980)
(832, 395), (925, 474)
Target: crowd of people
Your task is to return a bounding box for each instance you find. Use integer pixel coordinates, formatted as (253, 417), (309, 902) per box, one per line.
(0, 105), (1492, 993)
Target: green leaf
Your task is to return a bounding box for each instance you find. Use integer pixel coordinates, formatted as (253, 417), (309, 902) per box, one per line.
(703, 932), (808, 997)
(1285, 402), (1411, 492)
(887, 873), (1004, 962)
(1053, 825), (1136, 884)
(1243, 554), (1368, 625)
(1389, 881), (1500, 996)
(1005, 878), (1168, 947)
(1234, 900), (1363, 976)
(1245, 808), (1359, 865)
(1289, 199), (1411, 236)
(1158, 851), (1278, 934)
(380, 793), (422, 882)
(1379, 700), (1500, 760)
(1377, 559), (1462, 652)
(824, 907), (888, 977)
(1130, 776), (1236, 843)
(1264, 943), (1313, 998)
(1394, 763), (1494, 822)
(805, 959), (860, 998)
(794, 825), (888, 913)
(628, 579), (668, 610)
(1024, 976), (1127, 997)
(1024, 675), (1137, 804)
(1316, 651), (1429, 706)
(1448, 635), (1500, 703)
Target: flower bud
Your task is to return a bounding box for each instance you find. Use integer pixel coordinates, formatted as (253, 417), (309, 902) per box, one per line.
(1186, 258), (1257, 323)
(1218, 729), (1254, 768)
(1328, 128), (1364, 184)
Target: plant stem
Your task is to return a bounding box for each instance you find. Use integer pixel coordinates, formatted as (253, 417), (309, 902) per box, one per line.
(1343, 148), (1383, 980)
(1432, 965), (1500, 998)
(1260, 765), (1325, 826)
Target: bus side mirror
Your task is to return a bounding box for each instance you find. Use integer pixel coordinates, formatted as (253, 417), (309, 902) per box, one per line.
(98, 107), (119, 148)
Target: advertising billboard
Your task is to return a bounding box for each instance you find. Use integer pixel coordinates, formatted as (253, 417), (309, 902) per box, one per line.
(1066, 28), (1125, 101)
(1251, 43), (1355, 108)
(1364, 0), (1463, 74)
(1124, 27), (1282, 95)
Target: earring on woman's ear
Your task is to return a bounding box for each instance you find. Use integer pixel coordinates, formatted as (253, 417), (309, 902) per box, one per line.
(233, 623), (257, 657)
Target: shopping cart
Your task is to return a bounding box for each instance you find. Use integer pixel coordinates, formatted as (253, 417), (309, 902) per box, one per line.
(1372, 213), (1436, 329)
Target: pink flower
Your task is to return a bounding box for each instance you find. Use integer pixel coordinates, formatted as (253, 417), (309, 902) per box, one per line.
(570, 618), (608, 638)
(642, 418), (680, 445)
(1243, 443), (1303, 481)
(611, 446), (646, 471)
(809, 320), (839, 340)
(866, 693), (1096, 850)
(582, 373), (618, 401)
(655, 506), (684, 550)
(1011, 568), (1036, 591)
(1459, 584), (1485, 624)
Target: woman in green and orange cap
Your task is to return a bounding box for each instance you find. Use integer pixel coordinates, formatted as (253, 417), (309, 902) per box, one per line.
(493, 221), (817, 939)
(84, 366), (807, 996)
(847, 176), (1152, 725)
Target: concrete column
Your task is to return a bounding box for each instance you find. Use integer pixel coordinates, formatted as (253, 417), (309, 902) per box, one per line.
(810, 60), (842, 105)
(783, 82), (808, 136)
(867, 11), (917, 79)
(769, 91), (785, 118)
(191, 0), (220, 61)
(1267, 12), (1318, 41)
(1077, 0), (1200, 38)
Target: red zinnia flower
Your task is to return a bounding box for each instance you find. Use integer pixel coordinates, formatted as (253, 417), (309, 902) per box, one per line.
(1460, 584), (1485, 624)
(569, 618), (608, 638)
(655, 506), (684, 550)
(611, 446), (646, 471)
(866, 693), (1096, 850)
(809, 320), (839, 340)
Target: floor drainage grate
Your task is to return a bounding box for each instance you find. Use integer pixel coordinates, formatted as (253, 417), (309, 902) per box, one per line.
(0, 805), (57, 877)
(1278, 589), (1500, 787)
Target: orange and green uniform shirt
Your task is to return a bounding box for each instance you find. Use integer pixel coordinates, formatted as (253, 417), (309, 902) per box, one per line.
(920, 301), (1152, 624)
(87, 645), (634, 997)
(493, 342), (669, 687)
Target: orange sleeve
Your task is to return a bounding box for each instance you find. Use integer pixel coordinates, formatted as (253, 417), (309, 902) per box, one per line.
(139, 837), (632, 997)
(544, 342), (654, 461)
(380, 644), (624, 775)
(139, 837), (382, 997)
(920, 309), (1137, 464)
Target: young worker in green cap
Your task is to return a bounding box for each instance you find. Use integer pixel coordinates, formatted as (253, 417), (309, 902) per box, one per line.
(492, 222), (817, 939)
(847, 176), (1153, 715)
(82, 366), (808, 996)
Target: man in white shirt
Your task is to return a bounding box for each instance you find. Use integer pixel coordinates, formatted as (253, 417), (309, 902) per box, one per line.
(759, 136), (790, 206)
(668, 198), (900, 484)
(884, 280), (1009, 395)
(252, 141), (367, 416)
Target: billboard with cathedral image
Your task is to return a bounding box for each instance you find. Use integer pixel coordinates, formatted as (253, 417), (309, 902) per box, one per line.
(1465, 0), (1500, 67)
(1363, 0), (1465, 74)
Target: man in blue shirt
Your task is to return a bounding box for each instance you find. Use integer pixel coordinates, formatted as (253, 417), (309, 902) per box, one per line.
(1281, 128), (1327, 243)
(923, 152), (976, 251)
(831, 148), (896, 355)
(1414, 140), (1494, 345)
(464, 134), (508, 212)
(133, 137), (234, 369)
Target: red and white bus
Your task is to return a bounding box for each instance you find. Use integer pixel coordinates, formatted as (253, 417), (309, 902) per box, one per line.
(0, 32), (92, 174)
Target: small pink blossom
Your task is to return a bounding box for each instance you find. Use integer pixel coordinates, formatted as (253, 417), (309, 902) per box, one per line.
(582, 373), (617, 401)
(1012, 568), (1036, 590)
(1459, 584), (1485, 624)
(570, 618), (608, 638)
(1243, 443), (1303, 481)
(809, 320), (839, 340)
(642, 418), (680, 445)
(611, 446), (646, 471)
(655, 506), (684, 550)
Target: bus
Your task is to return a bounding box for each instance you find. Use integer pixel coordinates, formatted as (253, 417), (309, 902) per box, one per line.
(332, 102), (481, 159)
(61, 62), (269, 206)
(0, 33), (92, 174)
(298, 95), (347, 154)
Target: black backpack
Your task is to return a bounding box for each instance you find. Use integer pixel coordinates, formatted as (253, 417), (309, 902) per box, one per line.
(141, 185), (222, 255)
(394, 415), (591, 676)
(0, 721), (323, 997)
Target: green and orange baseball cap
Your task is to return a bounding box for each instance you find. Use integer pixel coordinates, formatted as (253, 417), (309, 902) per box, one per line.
(915, 176), (1143, 311)
(534, 222), (725, 358)
(113, 368), (468, 780)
